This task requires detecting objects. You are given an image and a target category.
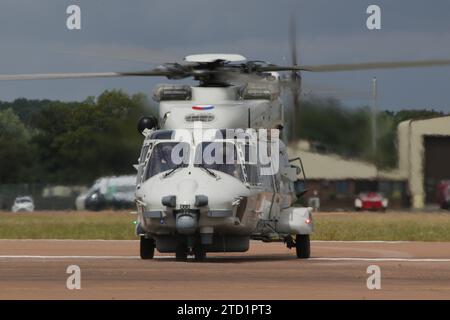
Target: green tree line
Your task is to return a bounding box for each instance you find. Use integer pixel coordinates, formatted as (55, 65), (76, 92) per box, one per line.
(0, 90), (154, 184)
(293, 97), (446, 168)
(0, 90), (446, 184)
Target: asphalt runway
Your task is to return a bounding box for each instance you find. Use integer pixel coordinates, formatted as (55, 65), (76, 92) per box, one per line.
(0, 240), (449, 299)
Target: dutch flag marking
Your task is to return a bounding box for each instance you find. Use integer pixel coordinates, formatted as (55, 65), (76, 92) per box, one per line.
(192, 105), (214, 111)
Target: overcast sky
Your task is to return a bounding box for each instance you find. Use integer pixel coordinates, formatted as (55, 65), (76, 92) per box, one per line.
(0, 0), (450, 111)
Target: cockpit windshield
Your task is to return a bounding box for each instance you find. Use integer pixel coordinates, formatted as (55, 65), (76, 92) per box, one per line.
(194, 142), (243, 181)
(145, 142), (190, 180)
(141, 139), (260, 184)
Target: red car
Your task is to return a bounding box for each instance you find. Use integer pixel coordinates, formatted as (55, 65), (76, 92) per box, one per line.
(354, 192), (388, 212)
(437, 181), (450, 210)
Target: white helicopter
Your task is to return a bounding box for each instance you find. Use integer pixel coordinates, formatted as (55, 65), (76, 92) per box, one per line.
(130, 51), (450, 261)
(2, 36), (450, 261)
(132, 53), (313, 261)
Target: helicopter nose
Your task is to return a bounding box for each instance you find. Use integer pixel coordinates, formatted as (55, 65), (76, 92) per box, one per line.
(173, 179), (200, 235)
(176, 179), (199, 205)
(175, 212), (198, 235)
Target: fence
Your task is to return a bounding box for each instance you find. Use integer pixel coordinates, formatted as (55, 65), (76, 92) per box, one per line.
(0, 184), (87, 211)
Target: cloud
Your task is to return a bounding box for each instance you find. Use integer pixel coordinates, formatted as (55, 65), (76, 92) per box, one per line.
(0, 0), (449, 111)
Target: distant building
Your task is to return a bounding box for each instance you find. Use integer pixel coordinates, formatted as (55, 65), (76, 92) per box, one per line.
(288, 141), (406, 210)
(289, 115), (450, 210)
(397, 115), (450, 209)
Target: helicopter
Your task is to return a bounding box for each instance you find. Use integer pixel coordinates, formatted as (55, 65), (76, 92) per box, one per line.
(126, 48), (450, 261)
(2, 29), (450, 261)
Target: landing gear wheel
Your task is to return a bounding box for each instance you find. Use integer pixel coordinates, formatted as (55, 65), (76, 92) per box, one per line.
(140, 236), (155, 260)
(175, 242), (188, 261)
(193, 246), (206, 262)
(295, 234), (310, 259)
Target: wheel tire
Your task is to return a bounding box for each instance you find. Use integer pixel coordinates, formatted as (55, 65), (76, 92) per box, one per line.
(140, 236), (155, 260)
(193, 246), (206, 262)
(175, 242), (188, 261)
(296, 234), (311, 259)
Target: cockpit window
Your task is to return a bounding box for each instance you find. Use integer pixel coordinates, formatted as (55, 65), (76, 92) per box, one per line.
(145, 142), (190, 180)
(139, 145), (150, 163)
(194, 142), (243, 181)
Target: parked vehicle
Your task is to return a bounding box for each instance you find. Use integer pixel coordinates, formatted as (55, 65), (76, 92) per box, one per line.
(354, 192), (388, 212)
(437, 180), (450, 210)
(75, 176), (136, 211)
(11, 196), (35, 212)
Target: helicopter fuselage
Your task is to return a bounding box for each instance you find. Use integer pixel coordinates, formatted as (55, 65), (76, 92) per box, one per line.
(157, 85), (284, 130)
(134, 76), (313, 259)
(134, 126), (313, 255)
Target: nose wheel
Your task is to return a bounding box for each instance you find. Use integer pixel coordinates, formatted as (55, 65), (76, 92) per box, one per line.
(175, 237), (207, 262)
(175, 242), (189, 261)
(193, 245), (206, 262)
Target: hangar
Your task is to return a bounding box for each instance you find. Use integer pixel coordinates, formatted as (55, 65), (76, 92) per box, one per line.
(289, 115), (450, 210)
(288, 141), (406, 210)
(397, 115), (450, 209)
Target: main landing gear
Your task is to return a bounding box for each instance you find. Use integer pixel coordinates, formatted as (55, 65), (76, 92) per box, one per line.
(285, 234), (311, 259)
(140, 236), (155, 259)
(295, 234), (311, 259)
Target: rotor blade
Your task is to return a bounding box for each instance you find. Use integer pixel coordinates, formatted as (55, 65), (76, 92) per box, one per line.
(220, 69), (272, 85)
(288, 14), (302, 142)
(299, 59), (450, 72)
(259, 58), (450, 73)
(290, 78), (301, 139)
(289, 15), (298, 67)
(258, 65), (302, 72)
(0, 70), (171, 81)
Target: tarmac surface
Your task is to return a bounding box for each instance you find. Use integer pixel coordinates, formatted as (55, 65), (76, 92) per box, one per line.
(0, 239), (449, 299)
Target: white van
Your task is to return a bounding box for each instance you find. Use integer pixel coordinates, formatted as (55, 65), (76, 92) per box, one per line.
(75, 175), (136, 211)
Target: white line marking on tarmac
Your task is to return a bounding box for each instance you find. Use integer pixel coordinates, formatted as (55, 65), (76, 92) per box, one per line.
(0, 239), (425, 243)
(0, 239), (139, 242)
(0, 255), (179, 260)
(310, 257), (450, 262)
(0, 255), (449, 262)
(311, 240), (416, 243)
(0, 255), (140, 259)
